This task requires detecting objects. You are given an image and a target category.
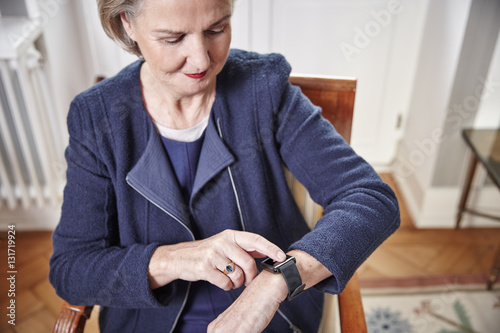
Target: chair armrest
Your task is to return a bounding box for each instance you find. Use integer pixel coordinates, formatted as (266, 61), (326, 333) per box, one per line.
(338, 272), (367, 332)
(53, 301), (94, 333)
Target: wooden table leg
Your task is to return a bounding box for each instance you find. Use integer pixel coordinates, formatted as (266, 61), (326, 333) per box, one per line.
(456, 152), (478, 229)
(487, 242), (500, 290)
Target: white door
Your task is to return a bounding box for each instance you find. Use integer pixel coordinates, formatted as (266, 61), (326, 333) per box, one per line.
(232, 0), (429, 167)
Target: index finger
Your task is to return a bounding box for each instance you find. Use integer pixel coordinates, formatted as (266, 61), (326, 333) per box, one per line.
(231, 231), (286, 262)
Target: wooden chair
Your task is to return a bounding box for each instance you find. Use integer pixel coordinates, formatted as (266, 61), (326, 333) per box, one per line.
(53, 74), (365, 333)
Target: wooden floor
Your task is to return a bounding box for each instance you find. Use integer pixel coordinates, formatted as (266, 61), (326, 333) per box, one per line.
(1, 173), (499, 332)
(359, 174), (500, 281)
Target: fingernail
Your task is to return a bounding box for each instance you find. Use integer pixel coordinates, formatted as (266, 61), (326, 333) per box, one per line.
(277, 251), (286, 261)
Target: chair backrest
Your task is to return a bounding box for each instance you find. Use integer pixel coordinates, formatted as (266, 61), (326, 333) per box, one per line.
(289, 74), (356, 144)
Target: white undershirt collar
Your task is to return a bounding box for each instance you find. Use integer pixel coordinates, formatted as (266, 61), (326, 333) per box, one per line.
(155, 115), (210, 142)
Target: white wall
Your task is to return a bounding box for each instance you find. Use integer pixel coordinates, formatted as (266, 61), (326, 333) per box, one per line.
(395, 0), (472, 193)
(394, 0), (500, 228)
(474, 29), (500, 128)
(42, 0), (90, 144)
(75, 0), (137, 79)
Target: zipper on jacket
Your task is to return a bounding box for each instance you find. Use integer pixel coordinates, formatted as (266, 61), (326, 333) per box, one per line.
(125, 177), (193, 333)
(277, 308), (303, 333)
(216, 118), (246, 231)
(216, 118), (302, 332)
(168, 282), (191, 333)
(126, 177), (195, 240)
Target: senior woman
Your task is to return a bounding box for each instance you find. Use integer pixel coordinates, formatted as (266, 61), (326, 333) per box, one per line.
(49, 0), (400, 332)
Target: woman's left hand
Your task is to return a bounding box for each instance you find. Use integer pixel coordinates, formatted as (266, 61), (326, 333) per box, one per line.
(207, 270), (288, 333)
(208, 250), (333, 332)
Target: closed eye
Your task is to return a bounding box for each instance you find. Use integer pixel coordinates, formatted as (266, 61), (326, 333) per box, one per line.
(163, 34), (185, 45)
(205, 28), (225, 37)
(205, 21), (228, 38)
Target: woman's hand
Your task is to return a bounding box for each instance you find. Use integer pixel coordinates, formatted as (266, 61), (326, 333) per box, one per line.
(208, 270), (288, 333)
(208, 250), (333, 332)
(148, 230), (286, 290)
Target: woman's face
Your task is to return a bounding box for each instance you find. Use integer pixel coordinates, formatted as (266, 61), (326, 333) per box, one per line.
(122, 0), (232, 98)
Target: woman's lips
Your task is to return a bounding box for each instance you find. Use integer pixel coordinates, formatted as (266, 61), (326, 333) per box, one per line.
(185, 70), (207, 79)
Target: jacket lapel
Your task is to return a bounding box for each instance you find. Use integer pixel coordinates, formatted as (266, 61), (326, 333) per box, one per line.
(126, 127), (190, 225)
(191, 114), (235, 202)
(126, 112), (235, 225)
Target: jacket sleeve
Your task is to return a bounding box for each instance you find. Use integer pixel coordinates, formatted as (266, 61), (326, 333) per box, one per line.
(49, 96), (164, 308)
(267, 56), (400, 294)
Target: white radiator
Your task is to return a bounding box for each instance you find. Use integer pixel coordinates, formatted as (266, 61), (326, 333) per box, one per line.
(0, 21), (65, 210)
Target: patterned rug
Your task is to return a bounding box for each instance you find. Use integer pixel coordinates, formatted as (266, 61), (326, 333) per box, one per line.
(360, 274), (500, 333)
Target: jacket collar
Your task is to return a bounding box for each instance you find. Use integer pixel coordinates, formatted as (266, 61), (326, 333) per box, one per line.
(191, 114), (235, 199)
(126, 106), (234, 225)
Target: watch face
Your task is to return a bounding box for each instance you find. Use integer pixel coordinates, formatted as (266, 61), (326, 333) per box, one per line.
(261, 257), (281, 269)
(260, 255), (295, 272)
(260, 255), (305, 301)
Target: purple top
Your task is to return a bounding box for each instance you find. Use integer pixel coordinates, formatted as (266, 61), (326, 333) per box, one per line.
(161, 133), (232, 332)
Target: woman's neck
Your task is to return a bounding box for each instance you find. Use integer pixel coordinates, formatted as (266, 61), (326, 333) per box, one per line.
(140, 63), (215, 130)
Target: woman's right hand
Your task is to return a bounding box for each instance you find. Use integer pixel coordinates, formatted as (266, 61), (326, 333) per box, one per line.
(147, 230), (286, 291)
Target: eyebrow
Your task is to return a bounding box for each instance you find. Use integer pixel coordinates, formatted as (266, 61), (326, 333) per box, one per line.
(152, 14), (231, 35)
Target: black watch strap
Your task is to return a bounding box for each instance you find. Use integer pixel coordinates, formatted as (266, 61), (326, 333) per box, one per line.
(280, 260), (306, 301)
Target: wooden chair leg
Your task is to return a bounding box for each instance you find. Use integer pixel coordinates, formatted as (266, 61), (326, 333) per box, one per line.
(53, 301), (94, 333)
(338, 273), (367, 332)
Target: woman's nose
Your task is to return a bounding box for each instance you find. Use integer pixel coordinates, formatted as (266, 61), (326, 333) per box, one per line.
(186, 35), (210, 71)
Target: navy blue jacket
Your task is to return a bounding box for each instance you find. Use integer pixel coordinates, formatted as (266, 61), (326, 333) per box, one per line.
(49, 49), (400, 332)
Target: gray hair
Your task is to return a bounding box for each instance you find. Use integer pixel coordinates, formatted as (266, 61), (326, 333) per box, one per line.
(97, 0), (144, 57)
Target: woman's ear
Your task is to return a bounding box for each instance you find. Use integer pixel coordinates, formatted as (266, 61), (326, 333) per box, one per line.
(120, 12), (136, 41)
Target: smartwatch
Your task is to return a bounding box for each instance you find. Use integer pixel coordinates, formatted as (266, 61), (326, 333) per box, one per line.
(260, 255), (306, 301)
